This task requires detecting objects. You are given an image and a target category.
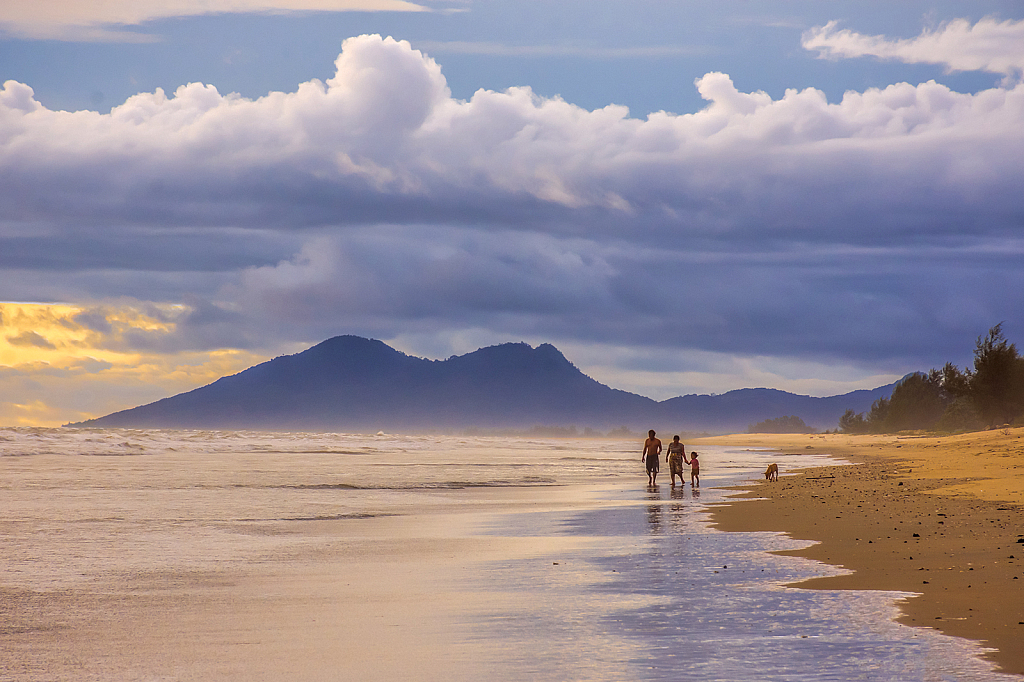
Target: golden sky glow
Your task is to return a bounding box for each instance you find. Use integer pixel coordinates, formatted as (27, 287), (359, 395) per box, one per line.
(0, 302), (267, 427)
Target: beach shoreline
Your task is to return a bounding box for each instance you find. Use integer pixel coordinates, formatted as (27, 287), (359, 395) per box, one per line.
(4, 428), (1023, 679)
(695, 429), (1024, 676)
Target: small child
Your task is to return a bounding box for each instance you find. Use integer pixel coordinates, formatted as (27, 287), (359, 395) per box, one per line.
(689, 451), (700, 487)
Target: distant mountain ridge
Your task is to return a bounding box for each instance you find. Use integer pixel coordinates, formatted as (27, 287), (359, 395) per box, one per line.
(71, 335), (896, 433)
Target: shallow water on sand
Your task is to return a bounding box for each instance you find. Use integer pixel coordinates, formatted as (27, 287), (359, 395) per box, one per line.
(1, 428), (1017, 681)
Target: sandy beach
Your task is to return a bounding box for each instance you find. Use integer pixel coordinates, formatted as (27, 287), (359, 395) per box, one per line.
(0, 430), (638, 682)
(698, 428), (1024, 676)
(4, 428), (1022, 680)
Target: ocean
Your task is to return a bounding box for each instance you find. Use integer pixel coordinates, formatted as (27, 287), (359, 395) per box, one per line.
(0, 428), (1016, 681)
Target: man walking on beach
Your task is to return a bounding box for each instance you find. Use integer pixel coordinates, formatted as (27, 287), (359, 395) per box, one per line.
(642, 430), (662, 486)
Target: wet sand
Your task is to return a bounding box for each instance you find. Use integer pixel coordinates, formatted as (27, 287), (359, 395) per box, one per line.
(0, 483), (612, 682)
(0, 427), (640, 682)
(697, 429), (1024, 676)
(4, 429), (1022, 679)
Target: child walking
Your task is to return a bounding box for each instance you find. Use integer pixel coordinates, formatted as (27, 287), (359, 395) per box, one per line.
(689, 451), (700, 487)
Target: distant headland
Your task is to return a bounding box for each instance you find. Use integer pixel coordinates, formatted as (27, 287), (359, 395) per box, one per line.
(68, 335), (896, 434)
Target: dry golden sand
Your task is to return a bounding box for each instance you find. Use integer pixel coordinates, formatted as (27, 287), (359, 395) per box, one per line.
(695, 429), (1024, 676)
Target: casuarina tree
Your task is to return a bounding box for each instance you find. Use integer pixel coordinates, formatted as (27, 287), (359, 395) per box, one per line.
(941, 323), (1024, 428)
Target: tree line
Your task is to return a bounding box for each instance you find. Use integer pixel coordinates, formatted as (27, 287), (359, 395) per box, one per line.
(748, 415), (816, 434)
(840, 323), (1024, 434)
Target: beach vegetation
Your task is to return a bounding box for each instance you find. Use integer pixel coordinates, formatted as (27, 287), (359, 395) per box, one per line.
(840, 324), (1024, 433)
(839, 373), (947, 433)
(883, 371), (948, 431)
(939, 323), (1024, 428)
(933, 397), (984, 433)
(865, 395), (891, 430)
(838, 408), (869, 433)
(748, 415), (816, 433)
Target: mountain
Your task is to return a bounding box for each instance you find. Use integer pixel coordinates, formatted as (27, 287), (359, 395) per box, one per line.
(657, 385), (895, 433)
(70, 335), (896, 433)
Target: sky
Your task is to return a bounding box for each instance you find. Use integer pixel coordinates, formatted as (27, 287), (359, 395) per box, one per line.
(2, 1), (1023, 427)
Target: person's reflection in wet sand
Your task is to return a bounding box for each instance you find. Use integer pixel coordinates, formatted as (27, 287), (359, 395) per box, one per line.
(646, 489), (663, 534)
(668, 487), (688, 533)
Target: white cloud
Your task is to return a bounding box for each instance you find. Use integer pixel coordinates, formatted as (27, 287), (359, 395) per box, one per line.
(1, 33), (1021, 231)
(803, 17), (1024, 81)
(0, 0), (427, 42)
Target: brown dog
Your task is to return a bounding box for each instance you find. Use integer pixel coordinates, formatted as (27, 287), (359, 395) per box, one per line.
(765, 463), (779, 482)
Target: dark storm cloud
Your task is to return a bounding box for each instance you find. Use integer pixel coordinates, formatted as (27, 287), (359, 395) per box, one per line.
(227, 225), (1023, 369)
(1, 30), (1022, 378)
(0, 228), (297, 271)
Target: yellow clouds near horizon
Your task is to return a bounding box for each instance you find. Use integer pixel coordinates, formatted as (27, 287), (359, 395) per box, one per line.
(0, 0), (428, 41)
(0, 302), (267, 427)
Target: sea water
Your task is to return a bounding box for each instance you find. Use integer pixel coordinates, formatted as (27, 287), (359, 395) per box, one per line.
(0, 428), (1017, 681)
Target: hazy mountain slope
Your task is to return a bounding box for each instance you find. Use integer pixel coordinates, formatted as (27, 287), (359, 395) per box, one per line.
(73, 336), (894, 432)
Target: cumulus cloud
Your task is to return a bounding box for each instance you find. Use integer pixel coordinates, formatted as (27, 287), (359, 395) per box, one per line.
(803, 17), (1024, 82)
(1, 34), (1022, 238)
(2, 29), (1023, 414)
(0, 0), (427, 42)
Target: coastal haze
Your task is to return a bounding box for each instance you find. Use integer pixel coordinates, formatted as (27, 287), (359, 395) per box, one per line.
(74, 335), (896, 433)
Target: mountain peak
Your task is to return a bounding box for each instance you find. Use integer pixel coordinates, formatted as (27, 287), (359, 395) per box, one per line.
(69, 335), (896, 433)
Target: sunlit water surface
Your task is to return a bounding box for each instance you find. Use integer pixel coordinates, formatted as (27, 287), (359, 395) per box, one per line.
(0, 428), (1016, 681)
